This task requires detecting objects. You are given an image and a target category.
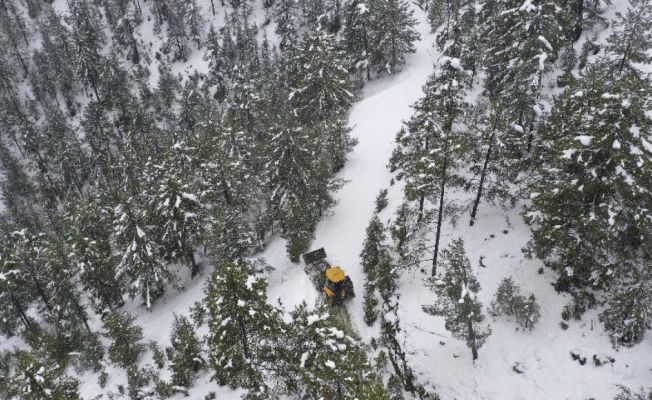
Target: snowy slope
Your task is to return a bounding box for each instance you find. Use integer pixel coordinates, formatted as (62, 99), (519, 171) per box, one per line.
(261, 3), (652, 400)
(13, 0), (650, 398)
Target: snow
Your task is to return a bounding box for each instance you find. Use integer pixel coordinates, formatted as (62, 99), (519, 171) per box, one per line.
(576, 135), (594, 146)
(2, 0), (651, 399)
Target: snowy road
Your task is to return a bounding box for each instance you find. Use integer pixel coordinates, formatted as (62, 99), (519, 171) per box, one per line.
(262, 4), (437, 332)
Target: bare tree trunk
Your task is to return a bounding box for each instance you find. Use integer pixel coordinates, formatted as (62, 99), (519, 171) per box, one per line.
(470, 126), (495, 226)
(432, 160), (447, 276)
(468, 319), (478, 360)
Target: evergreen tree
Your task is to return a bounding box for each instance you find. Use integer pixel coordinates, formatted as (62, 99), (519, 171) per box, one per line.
(525, 64), (652, 297)
(66, 193), (124, 313)
(369, 0), (420, 74)
(145, 142), (203, 276)
(361, 214), (387, 325)
(291, 28), (356, 124)
(423, 238), (490, 360)
(67, 0), (105, 99)
(112, 193), (171, 310)
(0, 227), (35, 335)
(103, 310), (145, 368)
(391, 49), (473, 275)
(606, 0), (652, 74)
(342, 0), (371, 78)
(600, 270), (652, 348)
(482, 0), (566, 158)
(274, 0), (300, 51)
(169, 314), (205, 388)
(284, 303), (390, 399)
(205, 262), (283, 392)
(5, 352), (81, 400)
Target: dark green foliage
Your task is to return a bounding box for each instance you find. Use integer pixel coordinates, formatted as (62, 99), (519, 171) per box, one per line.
(368, 0), (420, 74)
(525, 64), (652, 312)
(205, 262), (282, 392)
(614, 386), (652, 400)
(375, 189), (389, 212)
(423, 238), (490, 360)
(104, 310), (145, 368)
(560, 291), (596, 321)
(490, 278), (541, 330)
(169, 314), (205, 388)
(600, 276), (652, 348)
(606, 0), (652, 73)
(284, 303), (390, 399)
(5, 352), (81, 400)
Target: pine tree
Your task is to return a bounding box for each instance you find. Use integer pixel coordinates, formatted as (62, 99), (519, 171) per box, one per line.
(599, 270), (652, 348)
(525, 64), (652, 296)
(274, 0), (300, 51)
(169, 314), (205, 388)
(0, 227), (35, 335)
(466, 100), (516, 226)
(291, 28), (356, 125)
(144, 142), (203, 277)
(361, 214), (387, 325)
(5, 352), (81, 400)
(103, 310), (145, 368)
(264, 113), (329, 261)
(284, 303), (390, 399)
(112, 193), (171, 310)
(606, 0), (652, 74)
(423, 238), (490, 360)
(342, 0), (371, 78)
(205, 262), (283, 391)
(67, 0), (105, 99)
(0, 0), (30, 76)
(369, 0), (420, 74)
(66, 193), (124, 313)
(391, 48), (473, 275)
(482, 0), (566, 159)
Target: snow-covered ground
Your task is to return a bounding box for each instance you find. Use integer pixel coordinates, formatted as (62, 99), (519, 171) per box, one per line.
(7, 0), (651, 398)
(259, 5), (652, 400)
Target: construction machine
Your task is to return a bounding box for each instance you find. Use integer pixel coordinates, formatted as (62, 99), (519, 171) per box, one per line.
(303, 248), (355, 305)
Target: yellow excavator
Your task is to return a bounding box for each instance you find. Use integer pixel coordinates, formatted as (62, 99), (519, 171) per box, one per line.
(303, 248), (355, 305)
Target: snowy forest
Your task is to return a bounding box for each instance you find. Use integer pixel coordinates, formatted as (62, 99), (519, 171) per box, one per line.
(0, 0), (651, 398)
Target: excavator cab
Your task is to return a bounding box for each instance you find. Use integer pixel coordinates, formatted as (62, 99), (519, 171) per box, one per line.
(303, 248), (355, 306)
(322, 266), (355, 305)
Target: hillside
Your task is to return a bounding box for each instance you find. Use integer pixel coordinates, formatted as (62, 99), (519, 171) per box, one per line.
(0, 0), (651, 398)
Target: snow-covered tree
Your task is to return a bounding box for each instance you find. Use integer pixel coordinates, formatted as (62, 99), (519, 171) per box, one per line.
(342, 0), (372, 78)
(391, 48), (473, 275)
(525, 64), (652, 292)
(205, 262), (282, 392)
(369, 0), (420, 74)
(169, 314), (205, 388)
(103, 310), (145, 368)
(112, 194), (171, 310)
(284, 302), (390, 399)
(361, 214), (388, 325)
(145, 142), (203, 277)
(66, 193), (124, 313)
(423, 238), (491, 360)
(5, 352), (81, 400)
(606, 0), (652, 74)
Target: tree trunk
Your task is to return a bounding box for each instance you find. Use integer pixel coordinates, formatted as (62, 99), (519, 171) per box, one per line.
(210, 0), (215, 15)
(572, 0), (584, 41)
(26, 265), (52, 311)
(9, 289), (32, 331)
(468, 319), (478, 361)
(431, 160), (447, 276)
(470, 127), (495, 226)
(238, 316), (250, 359)
(188, 247), (200, 277)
